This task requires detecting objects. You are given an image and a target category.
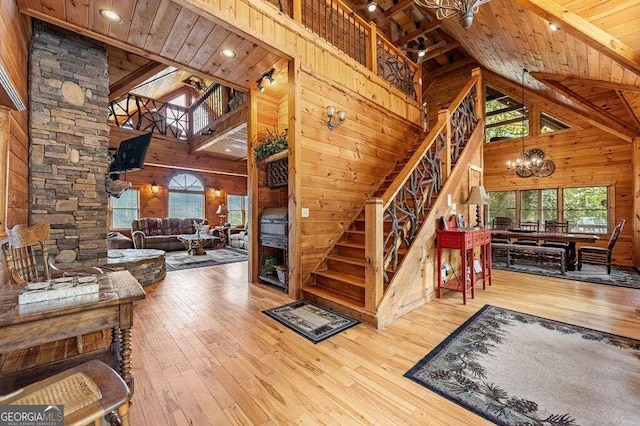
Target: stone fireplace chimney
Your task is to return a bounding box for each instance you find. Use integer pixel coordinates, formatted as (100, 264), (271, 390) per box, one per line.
(29, 21), (109, 266)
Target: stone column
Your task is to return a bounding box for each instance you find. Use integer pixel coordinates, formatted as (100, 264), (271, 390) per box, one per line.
(29, 21), (109, 266)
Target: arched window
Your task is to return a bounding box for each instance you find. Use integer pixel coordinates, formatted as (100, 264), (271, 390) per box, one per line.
(168, 173), (204, 218)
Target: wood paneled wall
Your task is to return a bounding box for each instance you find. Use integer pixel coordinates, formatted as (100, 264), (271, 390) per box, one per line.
(113, 165), (247, 232)
(425, 63), (479, 126)
(0, 0), (30, 285)
(298, 68), (421, 282)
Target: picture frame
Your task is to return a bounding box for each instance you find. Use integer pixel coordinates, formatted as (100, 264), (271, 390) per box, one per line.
(455, 213), (466, 229)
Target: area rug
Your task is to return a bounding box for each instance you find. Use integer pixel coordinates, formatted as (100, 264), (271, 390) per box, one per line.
(263, 300), (359, 343)
(405, 305), (640, 426)
(165, 248), (247, 271)
(492, 260), (640, 290)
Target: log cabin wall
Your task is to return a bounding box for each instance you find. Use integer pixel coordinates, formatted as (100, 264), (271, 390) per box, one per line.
(0, 0), (30, 284)
(111, 165), (247, 235)
(298, 68), (421, 282)
(424, 64), (479, 127)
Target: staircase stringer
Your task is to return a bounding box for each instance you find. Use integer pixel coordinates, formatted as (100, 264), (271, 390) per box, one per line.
(376, 124), (484, 326)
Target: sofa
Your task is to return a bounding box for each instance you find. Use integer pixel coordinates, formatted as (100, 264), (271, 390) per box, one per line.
(228, 226), (248, 250)
(131, 218), (208, 251)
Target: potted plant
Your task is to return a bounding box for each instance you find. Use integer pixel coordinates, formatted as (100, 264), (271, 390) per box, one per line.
(261, 255), (279, 276)
(254, 126), (288, 163)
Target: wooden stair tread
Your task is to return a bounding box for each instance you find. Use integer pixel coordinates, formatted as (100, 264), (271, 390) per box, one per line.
(303, 286), (365, 310)
(336, 241), (365, 249)
(326, 254), (366, 266)
(313, 270), (365, 287)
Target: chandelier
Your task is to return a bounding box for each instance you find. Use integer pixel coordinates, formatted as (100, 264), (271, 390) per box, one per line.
(506, 69), (555, 178)
(414, 0), (491, 29)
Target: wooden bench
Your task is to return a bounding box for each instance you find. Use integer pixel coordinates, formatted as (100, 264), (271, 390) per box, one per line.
(492, 243), (566, 275)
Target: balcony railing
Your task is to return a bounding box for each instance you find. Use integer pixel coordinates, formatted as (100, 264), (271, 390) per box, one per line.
(108, 85), (247, 141)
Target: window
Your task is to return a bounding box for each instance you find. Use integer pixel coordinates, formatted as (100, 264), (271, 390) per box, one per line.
(485, 85), (528, 143)
(110, 189), (139, 229)
(540, 112), (570, 134)
(488, 186), (608, 234)
(168, 173), (204, 218)
(488, 191), (516, 225)
(227, 194), (248, 226)
(563, 187), (608, 233)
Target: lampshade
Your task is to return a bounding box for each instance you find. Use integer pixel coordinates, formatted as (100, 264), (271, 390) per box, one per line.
(216, 204), (227, 215)
(464, 185), (489, 205)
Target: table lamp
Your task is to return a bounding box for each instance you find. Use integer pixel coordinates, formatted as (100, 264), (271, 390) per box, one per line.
(464, 185), (489, 227)
(216, 204), (228, 226)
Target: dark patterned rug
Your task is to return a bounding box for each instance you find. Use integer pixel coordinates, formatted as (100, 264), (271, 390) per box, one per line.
(405, 305), (640, 426)
(492, 260), (640, 290)
(165, 248), (247, 271)
(263, 300), (359, 343)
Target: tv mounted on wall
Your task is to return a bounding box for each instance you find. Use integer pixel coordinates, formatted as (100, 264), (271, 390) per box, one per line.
(109, 132), (152, 176)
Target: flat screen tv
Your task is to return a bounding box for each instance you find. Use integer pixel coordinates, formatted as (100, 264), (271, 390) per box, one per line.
(109, 133), (152, 175)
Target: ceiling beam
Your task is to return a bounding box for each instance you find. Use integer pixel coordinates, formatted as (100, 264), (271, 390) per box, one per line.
(484, 70), (634, 142)
(109, 61), (167, 100)
(537, 77), (638, 139)
(394, 20), (442, 47)
(515, 0), (640, 76)
(422, 41), (460, 61)
(384, 0), (416, 18)
(530, 72), (640, 92)
(616, 90), (640, 131)
(428, 57), (476, 78)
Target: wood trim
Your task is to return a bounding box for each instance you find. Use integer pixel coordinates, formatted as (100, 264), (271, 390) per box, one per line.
(0, 106), (9, 238)
(530, 72), (640, 93)
(515, 0), (640, 76)
(248, 89), (259, 283)
(288, 58), (302, 298)
(634, 136), (640, 267)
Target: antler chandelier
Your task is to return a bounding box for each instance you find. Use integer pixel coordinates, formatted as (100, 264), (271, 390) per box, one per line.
(506, 69), (555, 178)
(414, 0), (491, 29)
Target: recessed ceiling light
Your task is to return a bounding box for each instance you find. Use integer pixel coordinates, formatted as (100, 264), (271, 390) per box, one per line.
(99, 9), (122, 23)
(220, 49), (236, 59)
(224, 148), (231, 152)
(549, 22), (560, 31)
(367, 1), (377, 13)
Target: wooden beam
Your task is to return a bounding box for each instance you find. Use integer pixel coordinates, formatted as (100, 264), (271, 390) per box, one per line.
(538, 77), (638, 137)
(616, 90), (640, 131)
(515, 0), (640, 76)
(188, 104), (249, 153)
(384, 0), (416, 18)
(109, 61), (167, 100)
(486, 104), (524, 118)
(422, 41), (460, 61)
(530, 72), (640, 92)
(428, 57), (476, 78)
(633, 136), (640, 267)
(393, 20), (442, 47)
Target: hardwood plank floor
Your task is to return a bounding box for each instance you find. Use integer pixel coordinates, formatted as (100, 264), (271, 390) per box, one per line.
(129, 263), (640, 425)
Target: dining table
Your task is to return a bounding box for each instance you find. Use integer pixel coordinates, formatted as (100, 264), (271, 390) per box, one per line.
(491, 229), (599, 271)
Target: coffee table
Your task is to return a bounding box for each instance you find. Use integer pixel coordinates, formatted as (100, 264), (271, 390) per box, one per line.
(176, 233), (218, 255)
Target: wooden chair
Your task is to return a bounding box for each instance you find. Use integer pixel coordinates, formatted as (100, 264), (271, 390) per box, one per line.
(1, 222), (103, 353)
(514, 221), (539, 246)
(0, 360), (130, 426)
(491, 217), (512, 244)
(578, 219), (625, 274)
(541, 220), (570, 249)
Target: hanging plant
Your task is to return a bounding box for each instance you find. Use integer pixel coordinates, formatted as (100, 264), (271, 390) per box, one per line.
(254, 126), (288, 162)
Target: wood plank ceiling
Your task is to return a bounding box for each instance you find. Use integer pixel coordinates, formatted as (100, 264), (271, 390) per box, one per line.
(348, 0), (640, 139)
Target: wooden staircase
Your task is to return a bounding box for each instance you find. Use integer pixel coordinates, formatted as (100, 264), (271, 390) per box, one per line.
(302, 143), (421, 324)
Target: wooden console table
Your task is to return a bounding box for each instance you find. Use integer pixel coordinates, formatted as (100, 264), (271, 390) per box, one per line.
(0, 271), (145, 393)
(436, 228), (492, 304)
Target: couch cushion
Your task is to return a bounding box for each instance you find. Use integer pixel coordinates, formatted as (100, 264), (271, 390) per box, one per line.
(133, 218), (164, 236)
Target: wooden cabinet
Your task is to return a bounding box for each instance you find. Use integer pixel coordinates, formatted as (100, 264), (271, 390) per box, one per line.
(436, 228), (492, 304)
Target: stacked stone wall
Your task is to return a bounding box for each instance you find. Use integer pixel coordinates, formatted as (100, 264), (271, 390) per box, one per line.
(29, 21), (109, 266)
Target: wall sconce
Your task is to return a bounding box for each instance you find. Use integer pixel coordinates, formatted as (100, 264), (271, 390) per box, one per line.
(150, 180), (160, 195)
(327, 106), (347, 130)
(213, 188), (222, 197)
(256, 68), (275, 93)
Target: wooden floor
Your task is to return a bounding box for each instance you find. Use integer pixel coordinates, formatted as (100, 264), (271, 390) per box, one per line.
(126, 263), (640, 425)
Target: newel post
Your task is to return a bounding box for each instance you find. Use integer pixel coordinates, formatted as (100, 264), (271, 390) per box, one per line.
(367, 22), (377, 74)
(365, 198), (384, 311)
(472, 67), (483, 120)
(439, 109), (452, 180)
(292, 0), (302, 23)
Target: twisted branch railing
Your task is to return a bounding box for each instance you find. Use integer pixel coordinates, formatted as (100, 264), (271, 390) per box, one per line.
(364, 69), (482, 310)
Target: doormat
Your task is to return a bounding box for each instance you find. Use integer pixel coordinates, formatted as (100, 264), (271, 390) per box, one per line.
(165, 248), (247, 271)
(263, 300), (359, 343)
(405, 305), (640, 426)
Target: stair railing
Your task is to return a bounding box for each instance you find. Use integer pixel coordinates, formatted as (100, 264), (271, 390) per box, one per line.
(364, 68), (483, 311)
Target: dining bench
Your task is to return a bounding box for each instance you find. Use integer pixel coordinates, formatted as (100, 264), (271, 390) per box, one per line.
(492, 243), (566, 275)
